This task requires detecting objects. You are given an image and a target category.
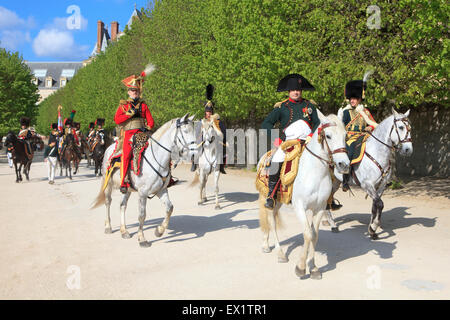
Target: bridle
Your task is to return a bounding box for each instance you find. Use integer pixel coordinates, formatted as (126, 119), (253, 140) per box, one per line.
(305, 122), (347, 169)
(368, 116), (412, 151)
(200, 123), (218, 171)
(144, 117), (196, 179)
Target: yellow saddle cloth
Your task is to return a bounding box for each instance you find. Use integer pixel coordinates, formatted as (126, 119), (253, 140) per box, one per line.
(255, 140), (305, 204)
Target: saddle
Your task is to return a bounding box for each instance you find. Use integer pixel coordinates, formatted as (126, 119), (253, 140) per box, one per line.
(256, 140), (305, 204)
(19, 139), (33, 160)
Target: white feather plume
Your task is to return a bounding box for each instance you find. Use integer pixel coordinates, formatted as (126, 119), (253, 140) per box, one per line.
(142, 63), (156, 77)
(363, 69), (374, 83)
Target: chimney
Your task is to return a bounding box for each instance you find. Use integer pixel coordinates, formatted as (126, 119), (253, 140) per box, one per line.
(111, 21), (119, 41)
(97, 20), (104, 53)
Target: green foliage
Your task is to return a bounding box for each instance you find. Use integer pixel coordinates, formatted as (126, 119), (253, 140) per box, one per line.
(389, 179), (404, 190)
(37, 0), (449, 133)
(0, 48), (39, 136)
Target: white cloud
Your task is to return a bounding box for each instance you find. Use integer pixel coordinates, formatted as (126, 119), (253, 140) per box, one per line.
(32, 28), (89, 60)
(0, 30), (32, 51)
(0, 6), (35, 29)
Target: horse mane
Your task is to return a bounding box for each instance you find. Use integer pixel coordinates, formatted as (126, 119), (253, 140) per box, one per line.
(326, 114), (346, 132)
(152, 119), (175, 141)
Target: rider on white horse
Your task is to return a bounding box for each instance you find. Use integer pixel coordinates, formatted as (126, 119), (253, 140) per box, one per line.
(261, 74), (320, 209)
(338, 76), (379, 191)
(191, 84), (227, 174)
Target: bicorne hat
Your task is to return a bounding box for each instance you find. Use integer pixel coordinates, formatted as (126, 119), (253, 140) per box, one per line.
(20, 117), (31, 127)
(277, 74), (315, 92)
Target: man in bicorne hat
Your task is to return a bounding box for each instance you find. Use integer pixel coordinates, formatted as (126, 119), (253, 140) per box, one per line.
(44, 123), (59, 184)
(114, 65), (155, 194)
(18, 117), (33, 155)
(191, 84), (227, 174)
(261, 74), (321, 209)
(338, 77), (378, 191)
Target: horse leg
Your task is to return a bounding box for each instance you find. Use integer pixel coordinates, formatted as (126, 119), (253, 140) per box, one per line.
(295, 206), (312, 279)
(24, 161), (30, 180)
(364, 184), (383, 240)
(198, 169), (207, 205)
(119, 191), (132, 239)
(323, 209), (339, 233)
(309, 210), (325, 280)
(369, 197), (384, 240)
(258, 193), (272, 253)
(214, 168), (220, 210)
(14, 162), (20, 183)
(104, 184), (113, 234)
(137, 193), (151, 247)
(155, 188), (174, 238)
(271, 201), (287, 263)
(18, 163), (23, 181)
(69, 160), (72, 180)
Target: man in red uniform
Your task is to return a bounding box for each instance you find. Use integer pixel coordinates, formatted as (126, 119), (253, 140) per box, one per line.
(114, 66), (155, 194)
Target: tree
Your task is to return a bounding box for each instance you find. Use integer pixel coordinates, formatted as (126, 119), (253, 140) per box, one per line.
(0, 48), (39, 136)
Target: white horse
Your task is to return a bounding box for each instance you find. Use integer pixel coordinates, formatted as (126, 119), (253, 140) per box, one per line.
(190, 114), (224, 209)
(257, 113), (349, 279)
(328, 109), (413, 239)
(91, 114), (198, 247)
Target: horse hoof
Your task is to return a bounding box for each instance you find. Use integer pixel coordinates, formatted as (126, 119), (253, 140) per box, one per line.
(278, 256), (288, 263)
(104, 227), (113, 234)
(121, 232), (131, 239)
(154, 227), (163, 238)
(331, 227), (339, 233)
(197, 201), (204, 205)
(139, 241), (151, 248)
(311, 270), (322, 280)
(295, 266), (306, 278)
(262, 247), (271, 253)
(215, 205), (221, 210)
(370, 233), (379, 240)
(322, 220), (330, 226)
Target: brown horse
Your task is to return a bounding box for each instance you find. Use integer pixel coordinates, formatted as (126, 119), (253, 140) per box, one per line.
(60, 134), (80, 180)
(4, 131), (43, 182)
(91, 132), (107, 176)
(79, 135), (92, 166)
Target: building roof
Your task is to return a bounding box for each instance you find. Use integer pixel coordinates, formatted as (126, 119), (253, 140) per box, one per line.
(126, 7), (143, 29)
(25, 61), (83, 89)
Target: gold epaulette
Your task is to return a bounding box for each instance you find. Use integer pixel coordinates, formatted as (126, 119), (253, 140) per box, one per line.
(119, 99), (128, 105)
(273, 99), (288, 108)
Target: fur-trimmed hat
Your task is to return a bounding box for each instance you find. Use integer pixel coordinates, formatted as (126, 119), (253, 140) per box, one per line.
(345, 80), (366, 100)
(204, 84), (215, 113)
(51, 123), (58, 130)
(20, 117), (31, 127)
(89, 122), (95, 129)
(64, 118), (73, 126)
(95, 118), (105, 126)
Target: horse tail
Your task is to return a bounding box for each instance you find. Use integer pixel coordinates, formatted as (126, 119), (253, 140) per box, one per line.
(90, 177), (106, 209)
(188, 171), (200, 188)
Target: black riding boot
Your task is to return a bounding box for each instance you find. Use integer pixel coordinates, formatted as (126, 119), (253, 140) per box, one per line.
(265, 163), (281, 209)
(219, 163), (226, 174)
(190, 155), (197, 172)
(342, 174), (350, 192)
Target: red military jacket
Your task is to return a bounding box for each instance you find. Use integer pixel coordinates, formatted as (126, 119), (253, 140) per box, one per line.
(114, 99), (154, 130)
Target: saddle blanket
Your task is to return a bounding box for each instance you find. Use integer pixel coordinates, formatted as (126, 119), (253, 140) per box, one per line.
(346, 133), (369, 165)
(255, 140), (305, 204)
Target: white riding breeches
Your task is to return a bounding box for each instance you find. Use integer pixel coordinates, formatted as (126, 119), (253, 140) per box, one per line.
(47, 156), (57, 182)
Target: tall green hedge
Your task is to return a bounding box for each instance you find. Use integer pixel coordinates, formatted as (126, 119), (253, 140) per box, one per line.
(36, 0), (449, 135)
(0, 48), (39, 136)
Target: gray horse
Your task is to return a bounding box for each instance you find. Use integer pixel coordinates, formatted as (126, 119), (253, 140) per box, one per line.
(329, 109), (413, 239)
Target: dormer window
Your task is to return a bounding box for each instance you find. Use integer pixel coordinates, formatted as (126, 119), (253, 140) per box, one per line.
(60, 77), (67, 87)
(32, 77), (38, 85)
(45, 76), (53, 88)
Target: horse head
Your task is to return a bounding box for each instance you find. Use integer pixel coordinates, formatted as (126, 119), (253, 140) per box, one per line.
(316, 112), (350, 174)
(174, 113), (198, 160)
(4, 131), (17, 149)
(201, 114), (223, 148)
(391, 108), (413, 156)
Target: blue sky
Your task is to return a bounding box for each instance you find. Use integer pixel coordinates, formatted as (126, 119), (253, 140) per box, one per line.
(0, 0), (152, 61)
